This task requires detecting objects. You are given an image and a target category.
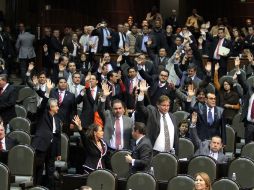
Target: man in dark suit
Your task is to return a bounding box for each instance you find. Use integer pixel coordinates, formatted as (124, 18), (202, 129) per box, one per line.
(208, 27), (231, 77)
(190, 92), (226, 144)
(125, 122), (153, 173)
(96, 20), (115, 53)
(139, 68), (176, 107)
(0, 74), (16, 127)
(76, 73), (102, 129)
(136, 81), (179, 155)
(190, 112), (228, 164)
(49, 77), (76, 135)
(235, 57), (254, 143)
(32, 96), (61, 189)
(244, 25), (254, 55)
(135, 25), (154, 53)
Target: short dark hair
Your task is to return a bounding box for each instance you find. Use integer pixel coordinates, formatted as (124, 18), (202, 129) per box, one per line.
(127, 67), (137, 72)
(107, 70), (117, 81)
(57, 77), (67, 83)
(38, 70), (47, 78)
(134, 122), (146, 135)
(160, 69), (169, 76)
(218, 27), (225, 32)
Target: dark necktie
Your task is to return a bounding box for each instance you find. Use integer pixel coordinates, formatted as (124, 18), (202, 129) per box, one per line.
(0, 141), (3, 151)
(208, 108), (213, 126)
(0, 88), (3, 95)
(162, 114), (171, 152)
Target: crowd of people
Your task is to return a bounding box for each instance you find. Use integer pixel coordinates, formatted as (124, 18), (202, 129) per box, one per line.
(1, 7), (254, 190)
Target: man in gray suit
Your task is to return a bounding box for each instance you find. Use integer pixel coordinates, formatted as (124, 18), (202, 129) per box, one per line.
(98, 83), (133, 150)
(98, 82), (133, 169)
(15, 23), (36, 84)
(190, 112), (228, 164)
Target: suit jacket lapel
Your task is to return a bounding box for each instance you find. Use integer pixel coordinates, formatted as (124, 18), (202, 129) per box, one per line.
(201, 105), (208, 126)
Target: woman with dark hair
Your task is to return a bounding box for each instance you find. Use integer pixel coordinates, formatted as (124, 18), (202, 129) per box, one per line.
(193, 172), (212, 190)
(73, 115), (107, 173)
(214, 63), (240, 124)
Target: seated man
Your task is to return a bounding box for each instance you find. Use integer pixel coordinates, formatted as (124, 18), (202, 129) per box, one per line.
(125, 122), (153, 173)
(190, 112), (228, 164)
(0, 121), (17, 151)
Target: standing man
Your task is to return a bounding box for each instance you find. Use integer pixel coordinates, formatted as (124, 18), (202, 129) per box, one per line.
(136, 80), (179, 155)
(125, 122), (153, 173)
(15, 23), (36, 84)
(49, 77), (76, 135)
(0, 74), (16, 127)
(190, 92), (226, 144)
(209, 27), (231, 77)
(32, 80), (61, 189)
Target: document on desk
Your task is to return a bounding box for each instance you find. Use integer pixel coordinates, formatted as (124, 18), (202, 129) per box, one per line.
(219, 46), (230, 56)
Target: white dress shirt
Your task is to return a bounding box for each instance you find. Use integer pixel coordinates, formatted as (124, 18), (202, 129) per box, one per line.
(153, 112), (175, 152)
(247, 93), (254, 122)
(0, 137), (6, 150)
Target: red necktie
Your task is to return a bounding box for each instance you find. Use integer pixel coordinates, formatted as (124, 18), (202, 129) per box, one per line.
(59, 91), (63, 105)
(115, 118), (121, 149)
(251, 100), (254, 119)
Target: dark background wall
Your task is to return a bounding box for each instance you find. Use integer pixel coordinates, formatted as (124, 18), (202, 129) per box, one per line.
(2, 0), (254, 32)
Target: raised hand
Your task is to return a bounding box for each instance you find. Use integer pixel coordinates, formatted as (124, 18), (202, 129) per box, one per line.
(85, 72), (91, 82)
(32, 75), (38, 86)
(116, 54), (123, 63)
(72, 115), (82, 131)
(234, 57), (240, 68)
(46, 78), (54, 90)
(139, 80), (150, 93)
(59, 64), (65, 72)
(54, 52), (60, 60)
(191, 112), (198, 125)
(28, 62), (35, 72)
(43, 44), (48, 53)
(187, 84), (196, 97)
(174, 52), (181, 62)
(247, 53), (253, 63)
(215, 62), (220, 71)
(101, 83), (112, 97)
(124, 45), (130, 53)
(205, 61), (212, 72)
(147, 38), (152, 46)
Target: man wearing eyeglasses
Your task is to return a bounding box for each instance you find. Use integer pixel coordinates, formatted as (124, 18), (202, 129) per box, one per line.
(138, 68), (175, 108)
(190, 92), (226, 144)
